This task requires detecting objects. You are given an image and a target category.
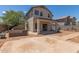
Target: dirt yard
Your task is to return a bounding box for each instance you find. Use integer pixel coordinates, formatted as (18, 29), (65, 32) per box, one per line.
(0, 30), (79, 53)
(52, 30), (75, 36)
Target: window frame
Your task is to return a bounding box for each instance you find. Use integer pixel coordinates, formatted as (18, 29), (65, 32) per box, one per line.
(34, 10), (39, 16)
(48, 14), (51, 18)
(40, 12), (43, 16)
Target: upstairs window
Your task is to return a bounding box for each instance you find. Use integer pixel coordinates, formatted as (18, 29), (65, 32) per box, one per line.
(35, 10), (39, 15)
(40, 12), (43, 16)
(48, 14), (51, 18)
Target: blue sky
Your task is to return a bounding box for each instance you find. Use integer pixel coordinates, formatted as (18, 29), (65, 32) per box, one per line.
(0, 5), (79, 20)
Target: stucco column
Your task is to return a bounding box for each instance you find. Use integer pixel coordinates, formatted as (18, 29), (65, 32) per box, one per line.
(37, 19), (40, 34)
(48, 21), (52, 31)
(25, 21), (27, 30)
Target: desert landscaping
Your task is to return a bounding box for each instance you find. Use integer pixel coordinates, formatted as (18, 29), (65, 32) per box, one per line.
(0, 30), (79, 53)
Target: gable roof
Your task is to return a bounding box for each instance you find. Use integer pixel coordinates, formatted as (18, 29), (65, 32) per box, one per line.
(55, 19), (65, 22)
(55, 16), (76, 22)
(26, 5), (53, 16)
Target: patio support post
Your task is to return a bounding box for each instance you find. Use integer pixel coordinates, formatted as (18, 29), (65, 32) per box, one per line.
(37, 19), (40, 34)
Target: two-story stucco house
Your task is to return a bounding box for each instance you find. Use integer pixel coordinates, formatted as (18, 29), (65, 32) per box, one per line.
(25, 6), (59, 35)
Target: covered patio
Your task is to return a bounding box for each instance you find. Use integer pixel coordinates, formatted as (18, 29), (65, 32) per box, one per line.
(33, 18), (58, 34)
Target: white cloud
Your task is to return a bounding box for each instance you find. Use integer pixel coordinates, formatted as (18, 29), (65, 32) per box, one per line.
(2, 11), (6, 14)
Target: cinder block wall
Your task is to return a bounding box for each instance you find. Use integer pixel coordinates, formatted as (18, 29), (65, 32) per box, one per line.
(9, 30), (27, 37)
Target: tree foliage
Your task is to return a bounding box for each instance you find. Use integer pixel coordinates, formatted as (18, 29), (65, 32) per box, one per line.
(1, 10), (25, 30)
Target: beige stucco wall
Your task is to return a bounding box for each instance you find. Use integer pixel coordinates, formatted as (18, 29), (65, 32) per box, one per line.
(27, 17), (34, 32)
(58, 22), (64, 26)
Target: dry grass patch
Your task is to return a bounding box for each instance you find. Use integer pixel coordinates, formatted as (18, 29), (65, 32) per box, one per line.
(0, 39), (6, 47)
(45, 38), (56, 44)
(69, 36), (79, 43)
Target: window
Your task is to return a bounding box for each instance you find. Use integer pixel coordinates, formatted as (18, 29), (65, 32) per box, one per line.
(48, 14), (51, 18)
(40, 12), (43, 16)
(35, 10), (39, 15)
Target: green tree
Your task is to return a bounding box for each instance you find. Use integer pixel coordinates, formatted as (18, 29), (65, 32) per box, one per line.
(1, 10), (25, 30)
